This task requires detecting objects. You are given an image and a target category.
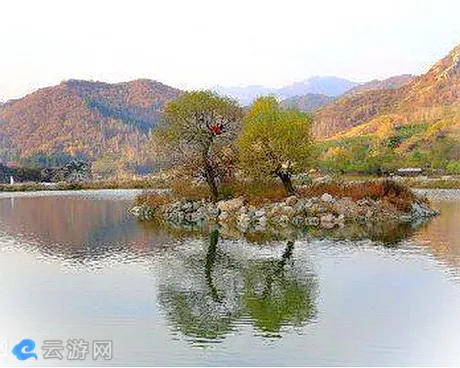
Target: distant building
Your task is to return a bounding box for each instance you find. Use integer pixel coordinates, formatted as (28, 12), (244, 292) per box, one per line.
(396, 167), (423, 176)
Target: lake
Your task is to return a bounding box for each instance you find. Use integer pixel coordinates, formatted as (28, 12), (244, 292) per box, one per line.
(1, 189), (460, 366)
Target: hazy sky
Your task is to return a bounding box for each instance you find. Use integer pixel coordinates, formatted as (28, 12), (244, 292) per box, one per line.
(1, 0), (460, 101)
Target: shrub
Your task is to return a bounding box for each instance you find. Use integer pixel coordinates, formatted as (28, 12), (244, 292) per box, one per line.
(380, 179), (417, 212)
(171, 181), (210, 201)
(228, 180), (288, 205)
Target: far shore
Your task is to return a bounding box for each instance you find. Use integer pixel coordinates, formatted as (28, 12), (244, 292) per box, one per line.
(3, 174), (460, 192)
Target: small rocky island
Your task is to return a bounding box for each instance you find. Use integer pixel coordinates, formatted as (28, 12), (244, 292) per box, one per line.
(129, 180), (439, 239)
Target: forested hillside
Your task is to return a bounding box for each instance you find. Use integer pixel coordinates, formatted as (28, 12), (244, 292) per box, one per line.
(314, 43), (460, 139)
(0, 79), (181, 175)
(315, 43), (460, 174)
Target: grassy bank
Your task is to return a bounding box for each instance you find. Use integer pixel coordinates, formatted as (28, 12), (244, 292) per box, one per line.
(331, 174), (460, 190)
(0, 178), (170, 192)
(4, 174), (460, 194)
(398, 177), (460, 189)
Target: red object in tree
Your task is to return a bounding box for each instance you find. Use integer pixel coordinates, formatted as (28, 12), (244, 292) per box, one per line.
(209, 124), (222, 135)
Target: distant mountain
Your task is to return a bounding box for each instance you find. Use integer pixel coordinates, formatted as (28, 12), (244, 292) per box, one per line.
(213, 76), (359, 105)
(0, 79), (181, 172)
(212, 85), (273, 105)
(279, 76), (414, 113)
(281, 93), (335, 112)
(313, 43), (460, 139)
(278, 76), (359, 98)
(345, 74), (414, 95)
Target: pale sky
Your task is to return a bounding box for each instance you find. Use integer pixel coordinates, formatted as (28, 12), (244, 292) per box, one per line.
(1, 0), (460, 101)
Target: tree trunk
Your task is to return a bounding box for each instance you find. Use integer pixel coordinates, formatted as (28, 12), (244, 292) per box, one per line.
(204, 159), (219, 202)
(277, 171), (295, 196)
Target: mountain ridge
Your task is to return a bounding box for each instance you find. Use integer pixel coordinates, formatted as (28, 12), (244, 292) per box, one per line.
(0, 78), (182, 172)
(213, 76), (360, 105)
(313, 42), (460, 139)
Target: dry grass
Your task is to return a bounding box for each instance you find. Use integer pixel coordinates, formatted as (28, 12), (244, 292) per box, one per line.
(135, 191), (173, 209)
(134, 178), (418, 213)
(298, 179), (417, 211)
(168, 179), (287, 205)
(220, 180), (288, 205)
(171, 181), (211, 200)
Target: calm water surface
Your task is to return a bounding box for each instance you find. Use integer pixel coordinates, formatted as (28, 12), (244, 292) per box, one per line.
(1, 190), (460, 366)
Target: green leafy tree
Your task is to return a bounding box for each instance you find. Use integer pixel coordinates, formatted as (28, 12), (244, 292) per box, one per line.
(154, 91), (243, 201)
(238, 97), (313, 195)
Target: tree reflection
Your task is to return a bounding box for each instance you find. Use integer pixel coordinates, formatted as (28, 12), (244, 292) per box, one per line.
(157, 229), (243, 342)
(157, 232), (317, 343)
(243, 240), (316, 336)
(205, 229), (221, 302)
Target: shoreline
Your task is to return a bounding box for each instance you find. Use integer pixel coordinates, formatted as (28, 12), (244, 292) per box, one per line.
(129, 181), (440, 239)
(4, 174), (460, 193)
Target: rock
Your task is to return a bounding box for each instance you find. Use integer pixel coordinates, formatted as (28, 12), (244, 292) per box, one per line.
(295, 173), (312, 185)
(305, 217), (320, 226)
(308, 203), (327, 216)
(258, 216), (268, 226)
(217, 197), (245, 212)
(206, 204), (220, 218)
(281, 206), (296, 216)
(254, 209), (266, 218)
(356, 216), (367, 223)
(218, 211), (230, 222)
(278, 215), (290, 227)
(313, 175), (332, 184)
(291, 216), (305, 226)
(320, 213), (339, 229)
(399, 215), (413, 222)
(129, 205), (155, 221)
(237, 213), (252, 231)
(356, 199), (369, 207)
(411, 201), (439, 218)
(321, 193), (335, 203)
(181, 201), (193, 213)
(191, 210), (205, 222)
(285, 196), (298, 206)
(239, 206), (248, 214)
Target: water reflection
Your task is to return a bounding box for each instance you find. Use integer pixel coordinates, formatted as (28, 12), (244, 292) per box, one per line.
(309, 219), (431, 246)
(158, 230), (317, 343)
(0, 193), (451, 269)
(411, 200), (460, 278)
(242, 239), (316, 337)
(0, 195), (185, 268)
(2, 192), (460, 365)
